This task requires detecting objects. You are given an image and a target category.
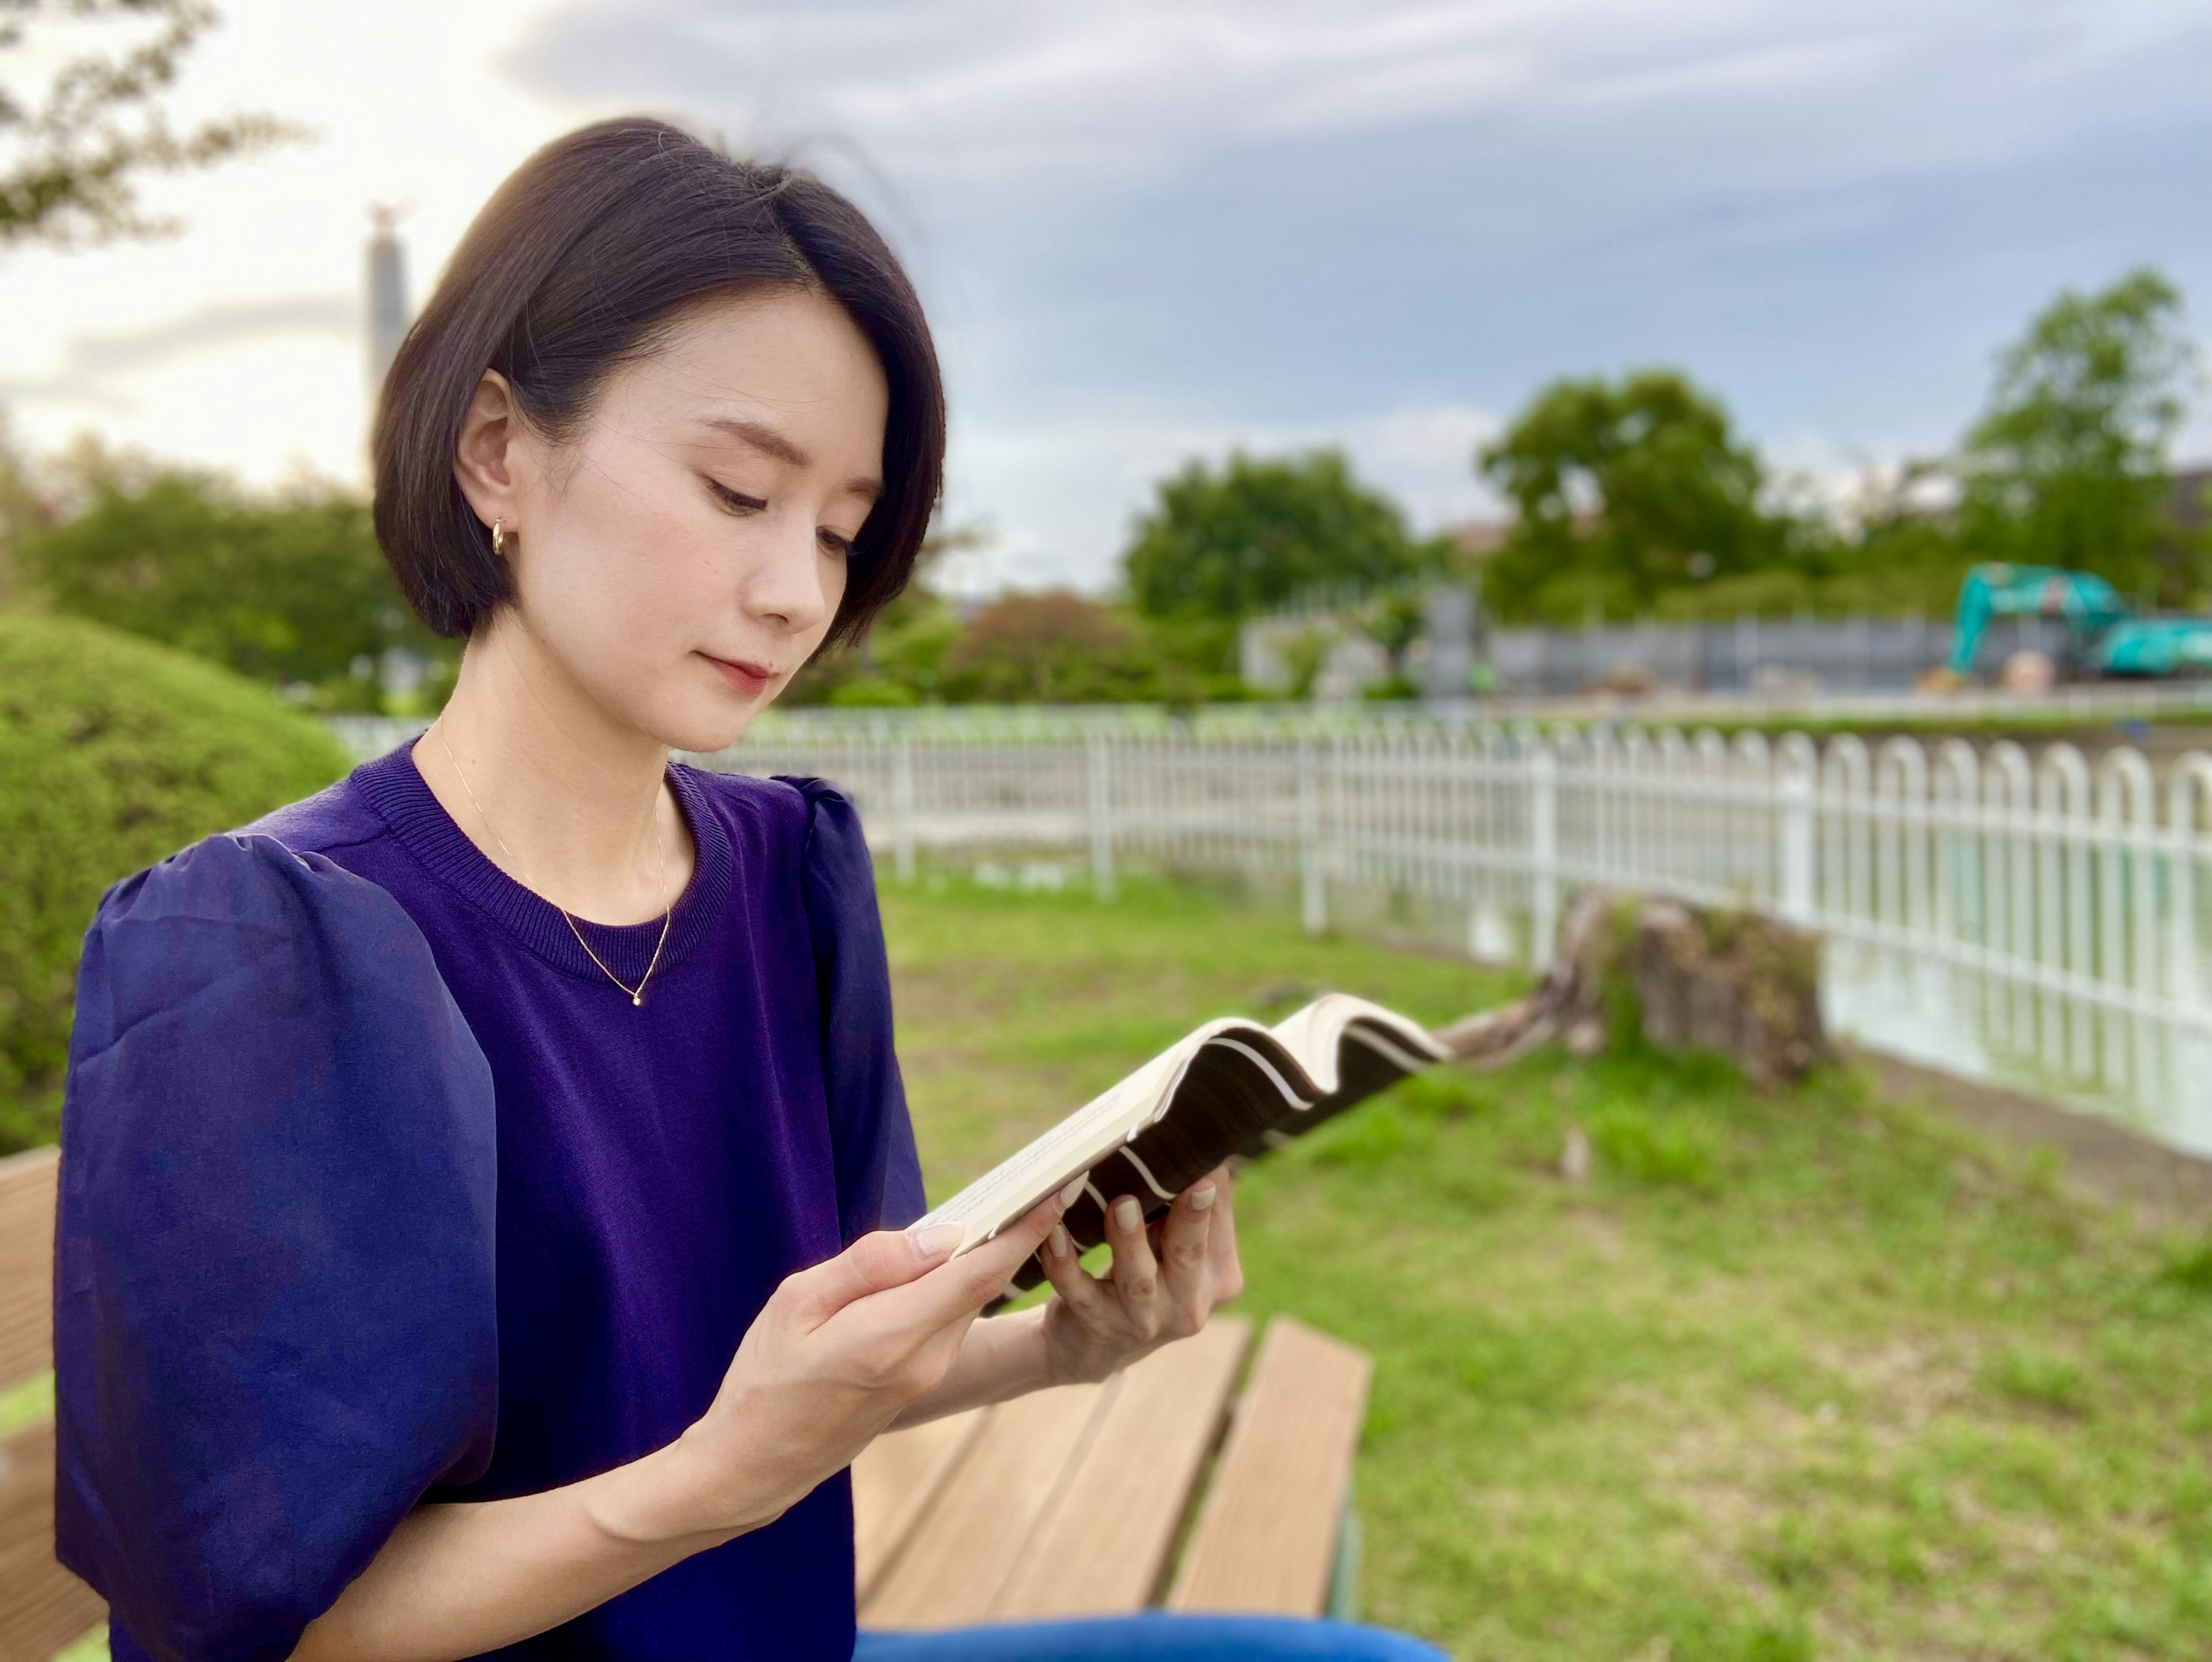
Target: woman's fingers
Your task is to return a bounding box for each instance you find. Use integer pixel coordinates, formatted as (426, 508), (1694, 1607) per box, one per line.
(1037, 1218), (1109, 1319)
(1156, 1172), (1219, 1309)
(786, 1224), (964, 1324)
(861, 1194), (1067, 1335)
(1103, 1193), (1160, 1304)
(1205, 1169), (1244, 1301)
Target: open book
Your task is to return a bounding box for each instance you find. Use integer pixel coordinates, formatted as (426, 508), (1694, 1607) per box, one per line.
(917, 994), (1451, 1280)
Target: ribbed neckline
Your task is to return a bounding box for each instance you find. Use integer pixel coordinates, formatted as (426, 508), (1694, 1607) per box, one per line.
(351, 739), (733, 990)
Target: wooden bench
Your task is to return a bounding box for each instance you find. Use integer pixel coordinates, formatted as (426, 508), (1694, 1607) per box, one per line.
(854, 1314), (1373, 1628)
(0, 1148), (1373, 1649)
(0, 1146), (107, 1661)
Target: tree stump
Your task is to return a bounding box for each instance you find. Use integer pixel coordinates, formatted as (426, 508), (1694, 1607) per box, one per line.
(1432, 889), (1828, 1088)
(1624, 898), (1827, 1086)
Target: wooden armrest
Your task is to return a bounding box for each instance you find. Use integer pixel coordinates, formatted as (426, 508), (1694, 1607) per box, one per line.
(0, 1148), (60, 1390)
(1166, 1316), (1372, 1616)
(0, 1421), (105, 1660)
(998, 1316), (1250, 1619)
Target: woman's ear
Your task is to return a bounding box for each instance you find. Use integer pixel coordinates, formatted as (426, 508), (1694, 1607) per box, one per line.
(452, 370), (525, 534)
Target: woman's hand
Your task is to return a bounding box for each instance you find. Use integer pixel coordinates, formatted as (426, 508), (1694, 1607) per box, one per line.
(296, 1200), (1072, 1662)
(1035, 1165), (1244, 1386)
(633, 1194), (1069, 1543)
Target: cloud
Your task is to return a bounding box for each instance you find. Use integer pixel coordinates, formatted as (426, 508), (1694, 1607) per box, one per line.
(514, 1), (2212, 211)
(943, 399), (1507, 597)
(508, 1), (2212, 599)
(0, 294), (357, 411)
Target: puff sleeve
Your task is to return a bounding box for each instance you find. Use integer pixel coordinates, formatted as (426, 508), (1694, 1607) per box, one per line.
(53, 834), (499, 1662)
(783, 778), (926, 1242)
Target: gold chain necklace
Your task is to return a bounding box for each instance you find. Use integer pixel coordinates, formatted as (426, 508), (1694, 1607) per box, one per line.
(434, 724), (674, 1008)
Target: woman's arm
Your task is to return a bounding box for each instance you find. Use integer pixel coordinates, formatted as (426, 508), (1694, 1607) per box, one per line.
(291, 1203), (1063, 1662)
(891, 1167), (1243, 1428)
(287, 1445), (734, 1662)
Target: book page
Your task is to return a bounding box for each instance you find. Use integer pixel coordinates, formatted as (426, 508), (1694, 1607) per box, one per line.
(917, 995), (1448, 1256)
(916, 1022), (1236, 1252)
(1267, 994), (1450, 1088)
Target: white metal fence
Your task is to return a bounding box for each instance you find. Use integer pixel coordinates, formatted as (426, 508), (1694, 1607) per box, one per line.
(325, 677), (2212, 766)
(695, 725), (2212, 1154)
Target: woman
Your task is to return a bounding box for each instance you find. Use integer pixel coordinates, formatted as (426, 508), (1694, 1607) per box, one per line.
(54, 120), (1443, 1662)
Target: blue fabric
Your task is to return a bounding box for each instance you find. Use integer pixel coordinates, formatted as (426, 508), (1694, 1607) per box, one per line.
(56, 836), (501, 1662)
(56, 744), (926, 1662)
(854, 1617), (1448, 1660)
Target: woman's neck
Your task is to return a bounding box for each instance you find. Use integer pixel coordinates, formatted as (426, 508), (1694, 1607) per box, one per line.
(414, 612), (696, 926)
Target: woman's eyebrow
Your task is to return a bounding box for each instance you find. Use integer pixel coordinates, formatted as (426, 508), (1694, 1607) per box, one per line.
(699, 415), (882, 501)
(702, 415), (809, 467)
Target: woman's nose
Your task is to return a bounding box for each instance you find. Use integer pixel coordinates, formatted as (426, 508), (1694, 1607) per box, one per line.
(741, 516), (834, 633)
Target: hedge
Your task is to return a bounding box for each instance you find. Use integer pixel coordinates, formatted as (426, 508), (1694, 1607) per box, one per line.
(0, 613), (351, 1151)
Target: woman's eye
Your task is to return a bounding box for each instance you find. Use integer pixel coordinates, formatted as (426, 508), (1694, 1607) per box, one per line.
(709, 481), (768, 514)
(817, 529), (855, 558)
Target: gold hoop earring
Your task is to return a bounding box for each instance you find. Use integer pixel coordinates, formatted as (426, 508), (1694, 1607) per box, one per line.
(491, 519), (512, 558)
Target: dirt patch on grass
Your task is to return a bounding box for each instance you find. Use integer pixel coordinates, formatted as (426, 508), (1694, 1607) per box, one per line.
(1809, 1334), (1982, 1430)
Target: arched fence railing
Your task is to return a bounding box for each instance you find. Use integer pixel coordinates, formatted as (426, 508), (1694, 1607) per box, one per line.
(699, 725), (2212, 1148)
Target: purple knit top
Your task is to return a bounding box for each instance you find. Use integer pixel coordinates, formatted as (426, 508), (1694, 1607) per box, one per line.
(55, 742), (925, 1662)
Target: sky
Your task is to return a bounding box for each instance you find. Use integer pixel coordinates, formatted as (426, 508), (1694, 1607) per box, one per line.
(2, 1), (2209, 597)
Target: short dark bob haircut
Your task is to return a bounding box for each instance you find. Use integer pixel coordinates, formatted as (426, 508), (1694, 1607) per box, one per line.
(373, 118), (944, 647)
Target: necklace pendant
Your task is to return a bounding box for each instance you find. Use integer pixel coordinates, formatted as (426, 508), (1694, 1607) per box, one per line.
(632, 993), (643, 1008)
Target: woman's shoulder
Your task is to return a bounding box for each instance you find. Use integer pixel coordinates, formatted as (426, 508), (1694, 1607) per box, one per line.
(77, 819), (445, 1065)
(672, 765), (879, 927)
(234, 767), (387, 855)
(93, 765), (392, 943)
(86, 756), (406, 951)
(673, 764), (862, 853)
(96, 826), (383, 934)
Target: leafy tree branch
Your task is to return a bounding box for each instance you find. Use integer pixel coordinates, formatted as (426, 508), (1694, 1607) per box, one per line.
(0, 0), (305, 250)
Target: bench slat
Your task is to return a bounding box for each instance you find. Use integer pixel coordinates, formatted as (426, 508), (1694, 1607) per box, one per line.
(1166, 1316), (1372, 1616)
(0, 1148), (59, 1391)
(851, 1407), (987, 1603)
(0, 1421), (106, 1660)
(996, 1317), (1252, 1621)
(859, 1381), (1106, 1629)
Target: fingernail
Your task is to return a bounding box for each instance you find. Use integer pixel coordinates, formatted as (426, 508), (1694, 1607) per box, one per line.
(909, 1222), (965, 1263)
(1058, 1176), (1087, 1209)
(1189, 1182), (1217, 1212)
(1046, 1224), (1070, 1259)
(1112, 1197), (1142, 1232)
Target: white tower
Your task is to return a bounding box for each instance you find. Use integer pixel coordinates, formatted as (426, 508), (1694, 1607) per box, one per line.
(366, 205), (410, 397)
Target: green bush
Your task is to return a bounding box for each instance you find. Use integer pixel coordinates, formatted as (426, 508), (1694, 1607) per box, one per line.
(0, 612), (350, 1150)
(17, 460), (452, 711)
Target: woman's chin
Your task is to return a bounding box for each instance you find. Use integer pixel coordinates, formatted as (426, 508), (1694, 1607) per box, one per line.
(646, 690), (774, 759)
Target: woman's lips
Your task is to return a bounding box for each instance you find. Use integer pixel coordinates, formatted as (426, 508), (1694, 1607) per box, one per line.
(703, 654), (775, 697)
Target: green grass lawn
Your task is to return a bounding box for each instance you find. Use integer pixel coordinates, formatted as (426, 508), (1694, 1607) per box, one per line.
(884, 871), (2212, 1661)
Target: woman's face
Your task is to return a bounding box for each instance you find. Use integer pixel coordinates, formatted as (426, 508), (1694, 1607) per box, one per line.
(463, 286), (889, 754)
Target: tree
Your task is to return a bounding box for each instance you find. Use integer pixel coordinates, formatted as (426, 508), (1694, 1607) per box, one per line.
(1957, 267), (2203, 601)
(17, 453), (445, 709)
(1476, 370), (1779, 623)
(1124, 450), (1435, 625)
(0, 419), (41, 606)
(940, 590), (1157, 704)
(2, 0), (300, 250)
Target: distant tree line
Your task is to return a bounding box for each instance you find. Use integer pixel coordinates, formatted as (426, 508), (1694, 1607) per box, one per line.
(789, 452), (1450, 707)
(1, 440), (450, 711)
(3, 270), (2202, 709)
(1479, 268), (2209, 625)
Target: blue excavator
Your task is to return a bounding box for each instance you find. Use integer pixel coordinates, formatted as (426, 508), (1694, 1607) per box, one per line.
(1944, 562), (2212, 681)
